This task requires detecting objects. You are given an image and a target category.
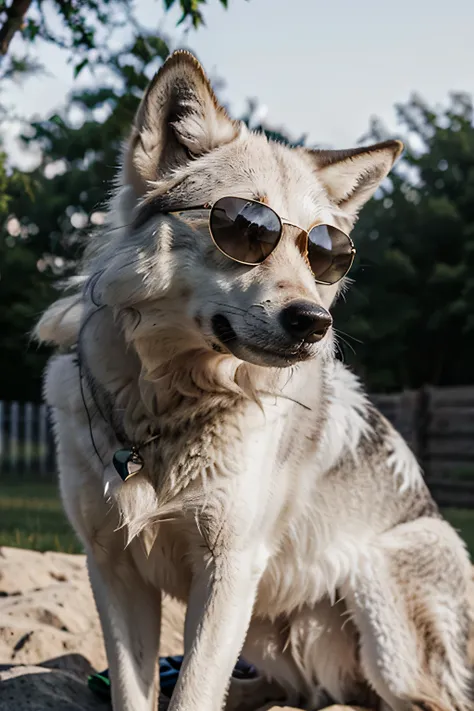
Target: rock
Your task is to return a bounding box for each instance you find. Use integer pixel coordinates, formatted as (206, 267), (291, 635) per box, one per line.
(0, 664), (109, 711)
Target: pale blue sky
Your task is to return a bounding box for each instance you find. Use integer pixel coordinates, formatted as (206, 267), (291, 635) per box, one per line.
(5, 0), (474, 166)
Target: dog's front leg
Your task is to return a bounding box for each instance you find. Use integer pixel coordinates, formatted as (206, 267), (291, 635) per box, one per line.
(170, 506), (268, 711)
(172, 549), (265, 711)
(87, 541), (162, 711)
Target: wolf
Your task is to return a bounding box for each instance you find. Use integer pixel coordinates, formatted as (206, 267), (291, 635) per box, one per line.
(36, 50), (473, 711)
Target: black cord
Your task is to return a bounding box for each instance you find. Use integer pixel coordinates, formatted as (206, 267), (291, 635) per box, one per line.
(76, 305), (107, 467)
(86, 269), (107, 308)
(78, 350), (104, 467)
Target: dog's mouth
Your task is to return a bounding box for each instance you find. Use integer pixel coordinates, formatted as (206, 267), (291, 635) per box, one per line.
(210, 314), (311, 367)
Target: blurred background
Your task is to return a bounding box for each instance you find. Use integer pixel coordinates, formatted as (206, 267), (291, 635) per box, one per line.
(1, 0), (474, 552)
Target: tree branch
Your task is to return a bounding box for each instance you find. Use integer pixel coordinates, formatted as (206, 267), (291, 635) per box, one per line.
(0, 0), (32, 57)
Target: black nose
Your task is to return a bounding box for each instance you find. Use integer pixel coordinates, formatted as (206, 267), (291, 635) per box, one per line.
(279, 301), (332, 343)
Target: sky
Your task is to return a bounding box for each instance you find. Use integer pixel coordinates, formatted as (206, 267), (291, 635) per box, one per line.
(4, 0), (474, 166)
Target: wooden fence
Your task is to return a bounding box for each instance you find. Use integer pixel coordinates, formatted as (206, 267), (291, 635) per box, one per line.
(2, 389), (474, 506)
(0, 401), (55, 477)
(370, 386), (474, 507)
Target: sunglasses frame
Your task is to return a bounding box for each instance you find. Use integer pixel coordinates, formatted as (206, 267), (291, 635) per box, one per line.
(168, 196), (356, 285)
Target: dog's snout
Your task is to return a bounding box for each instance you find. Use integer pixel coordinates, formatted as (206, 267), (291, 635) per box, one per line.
(279, 301), (332, 343)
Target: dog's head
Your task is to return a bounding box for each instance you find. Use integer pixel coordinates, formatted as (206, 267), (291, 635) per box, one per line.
(89, 51), (402, 372)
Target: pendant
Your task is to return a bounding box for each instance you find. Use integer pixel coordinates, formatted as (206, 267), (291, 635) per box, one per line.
(113, 447), (144, 482)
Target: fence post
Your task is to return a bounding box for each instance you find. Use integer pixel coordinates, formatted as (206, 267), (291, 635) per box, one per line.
(25, 402), (33, 473)
(9, 401), (19, 473)
(46, 406), (56, 475)
(416, 385), (432, 478)
(39, 403), (48, 477)
(0, 401), (3, 471)
(397, 390), (417, 455)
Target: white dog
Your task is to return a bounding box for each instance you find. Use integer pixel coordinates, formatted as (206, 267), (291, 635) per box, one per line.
(37, 50), (473, 711)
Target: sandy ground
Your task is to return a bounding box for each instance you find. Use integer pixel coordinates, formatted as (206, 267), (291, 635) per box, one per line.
(1, 546), (472, 710)
(0, 546), (185, 710)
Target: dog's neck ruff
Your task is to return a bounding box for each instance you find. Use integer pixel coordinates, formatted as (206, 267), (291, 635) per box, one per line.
(111, 393), (311, 484)
(77, 343), (312, 486)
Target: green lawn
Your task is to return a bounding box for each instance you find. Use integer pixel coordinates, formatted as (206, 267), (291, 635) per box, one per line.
(0, 480), (82, 553)
(443, 508), (474, 556)
(0, 481), (474, 559)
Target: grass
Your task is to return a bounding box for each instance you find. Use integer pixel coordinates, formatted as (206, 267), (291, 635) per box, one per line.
(442, 466), (474, 480)
(0, 480), (82, 553)
(1, 481), (474, 559)
(443, 508), (474, 555)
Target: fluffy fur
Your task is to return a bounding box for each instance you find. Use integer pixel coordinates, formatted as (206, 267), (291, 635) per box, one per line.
(37, 51), (473, 711)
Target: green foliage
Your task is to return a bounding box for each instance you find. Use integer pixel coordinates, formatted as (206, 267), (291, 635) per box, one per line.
(167, 0), (231, 28)
(0, 0), (232, 78)
(0, 151), (54, 401)
(334, 92), (474, 391)
(0, 0), (237, 401)
(1, 28), (178, 400)
(1, 0), (473, 400)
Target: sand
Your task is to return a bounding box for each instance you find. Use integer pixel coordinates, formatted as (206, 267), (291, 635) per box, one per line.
(1, 545), (471, 710)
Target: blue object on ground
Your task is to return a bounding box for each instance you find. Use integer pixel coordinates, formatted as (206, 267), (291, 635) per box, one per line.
(88, 655), (258, 701)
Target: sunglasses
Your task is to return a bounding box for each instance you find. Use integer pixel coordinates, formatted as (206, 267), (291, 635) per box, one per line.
(168, 196), (355, 285)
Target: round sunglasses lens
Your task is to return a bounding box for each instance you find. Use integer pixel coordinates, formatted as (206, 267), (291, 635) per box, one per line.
(210, 197), (281, 264)
(307, 224), (354, 284)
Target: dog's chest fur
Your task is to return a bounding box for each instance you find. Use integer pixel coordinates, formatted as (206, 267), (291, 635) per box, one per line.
(48, 350), (430, 619)
(111, 366), (427, 618)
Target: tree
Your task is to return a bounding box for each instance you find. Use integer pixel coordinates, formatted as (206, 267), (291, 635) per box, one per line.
(0, 0), (236, 401)
(334, 93), (474, 391)
(0, 0), (231, 78)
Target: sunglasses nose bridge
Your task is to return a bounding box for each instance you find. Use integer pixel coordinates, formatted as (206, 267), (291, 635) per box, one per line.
(295, 229), (309, 259)
(280, 222), (310, 265)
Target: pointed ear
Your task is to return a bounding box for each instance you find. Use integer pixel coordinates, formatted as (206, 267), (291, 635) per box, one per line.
(305, 140), (403, 216)
(124, 50), (241, 195)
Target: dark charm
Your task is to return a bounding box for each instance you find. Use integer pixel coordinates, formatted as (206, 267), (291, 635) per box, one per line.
(113, 447), (144, 482)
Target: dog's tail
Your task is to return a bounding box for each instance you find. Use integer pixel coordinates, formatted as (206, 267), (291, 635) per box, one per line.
(35, 294), (84, 348)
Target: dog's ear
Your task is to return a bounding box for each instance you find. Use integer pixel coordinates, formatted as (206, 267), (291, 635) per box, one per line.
(305, 140), (403, 217)
(124, 50), (241, 195)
